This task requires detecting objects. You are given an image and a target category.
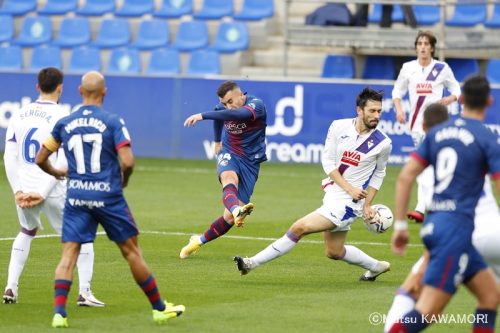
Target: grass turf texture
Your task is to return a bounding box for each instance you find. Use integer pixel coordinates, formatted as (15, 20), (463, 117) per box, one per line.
(0, 159), (486, 332)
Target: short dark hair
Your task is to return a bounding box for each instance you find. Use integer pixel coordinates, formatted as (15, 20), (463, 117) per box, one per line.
(217, 81), (239, 98)
(38, 67), (63, 94)
(414, 30), (437, 57)
(356, 87), (383, 109)
(462, 75), (490, 109)
(423, 103), (449, 129)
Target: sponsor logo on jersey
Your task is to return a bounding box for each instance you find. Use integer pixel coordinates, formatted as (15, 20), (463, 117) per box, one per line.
(416, 82), (432, 94)
(83, 109), (93, 115)
(428, 199), (457, 211)
(68, 198), (105, 209)
(225, 121), (247, 134)
(340, 151), (361, 166)
(68, 179), (111, 192)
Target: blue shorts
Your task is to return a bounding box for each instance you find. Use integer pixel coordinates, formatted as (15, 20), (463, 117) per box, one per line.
(422, 212), (487, 294)
(62, 195), (139, 244)
(216, 151), (260, 204)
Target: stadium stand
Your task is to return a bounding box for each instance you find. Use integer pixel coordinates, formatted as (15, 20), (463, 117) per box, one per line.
(15, 16), (52, 47)
(0, 45), (23, 70)
(172, 20), (209, 51)
(193, 0), (233, 20)
(53, 17), (91, 48)
(211, 21), (249, 53)
(114, 0), (155, 18)
(0, 0), (36, 16)
(413, 2), (440, 26)
(0, 14), (14, 43)
(446, 58), (480, 81)
(321, 54), (355, 79)
(29, 45), (62, 71)
(485, 4), (500, 28)
(486, 58), (500, 84)
(445, 0), (487, 27)
(362, 56), (396, 80)
(107, 48), (141, 74)
(75, 0), (115, 16)
(93, 18), (130, 49)
(38, 0), (78, 16)
(146, 48), (181, 75)
(131, 19), (169, 50)
(153, 0), (193, 19)
(233, 0), (274, 21)
(187, 49), (220, 75)
(68, 46), (102, 73)
(368, 4), (404, 24)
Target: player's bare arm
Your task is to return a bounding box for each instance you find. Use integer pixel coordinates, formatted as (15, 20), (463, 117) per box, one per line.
(393, 98), (406, 124)
(362, 186), (378, 220)
(438, 95), (457, 106)
(329, 168), (367, 201)
(118, 145), (134, 188)
(36, 145), (67, 180)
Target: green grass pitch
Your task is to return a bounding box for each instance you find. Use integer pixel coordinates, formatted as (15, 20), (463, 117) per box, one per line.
(0, 159), (485, 332)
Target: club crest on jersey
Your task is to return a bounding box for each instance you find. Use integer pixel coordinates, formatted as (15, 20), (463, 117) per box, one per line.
(341, 151), (361, 166)
(416, 82), (432, 94)
(367, 139), (374, 149)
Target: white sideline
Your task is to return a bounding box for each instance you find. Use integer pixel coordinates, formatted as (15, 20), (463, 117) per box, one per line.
(0, 230), (423, 247)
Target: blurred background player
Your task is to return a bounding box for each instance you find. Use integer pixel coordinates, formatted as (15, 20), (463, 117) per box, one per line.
(3, 67), (103, 307)
(35, 71), (185, 328)
(392, 30), (461, 223)
(389, 75), (500, 333)
(234, 88), (392, 281)
(180, 81), (267, 259)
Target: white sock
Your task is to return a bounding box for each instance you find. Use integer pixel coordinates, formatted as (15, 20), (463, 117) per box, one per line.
(251, 231), (299, 266)
(341, 245), (378, 270)
(6, 232), (34, 293)
(77, 242), (94, 293)
(384, 289), (416, 333)
(415, 166), (434, 213)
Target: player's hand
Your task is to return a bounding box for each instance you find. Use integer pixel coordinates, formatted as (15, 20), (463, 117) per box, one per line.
(184, 113), (203, 127)
(15, 191), (28, 208)
(396, 110), (406, 124)
(23, 192), (45, 208)
(391, 229), (409, 255)
(348, 187), (367, 201)
(363, 205), (377, 220)
(438, 96), (456, 106)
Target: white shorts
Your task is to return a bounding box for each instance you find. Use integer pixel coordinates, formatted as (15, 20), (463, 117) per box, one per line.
(316, 191), (363, 232)
(16, 193), (65, 234)
(472, 210), (500, 283)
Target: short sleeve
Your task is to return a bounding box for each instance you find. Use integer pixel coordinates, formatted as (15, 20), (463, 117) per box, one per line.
(50, 119), (65, 144)
(113, 116), (132, 151)
(484, 130), (500, 179)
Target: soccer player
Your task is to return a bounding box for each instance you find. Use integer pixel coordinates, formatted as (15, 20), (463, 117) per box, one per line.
(234, 88), (393, 281)
(392, 30), (461, 223)
(3, 67), (103, 307)
(35, 71), (185, 328)
(389, 75), (500, 333)
(179, 81), (267, 259)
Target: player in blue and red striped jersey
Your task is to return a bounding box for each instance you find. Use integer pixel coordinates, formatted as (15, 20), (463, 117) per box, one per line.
(35, 71), (185, 328)
(390, 75), (500, 333)
(180, 81), (267, 259)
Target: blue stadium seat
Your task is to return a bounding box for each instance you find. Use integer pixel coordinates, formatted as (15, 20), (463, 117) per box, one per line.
(75, 0), (115, 16)
(193, 0), (233, 20)
(107, 48), (141, 75)
(321, 55), (355, 79)
(187, 50), (220, 75)
(0, 0), (36, 16)
(154, 0), (193, 19)
(368, 4), (404, 24)
(172, 20), (209, 51)
(362, 56), (395, 80)
(53, 17), (90, 48)
(38, 0), (78, 15)
(486, 59), (500, 84)
(0, 15), (14, 43)
(15, 16), (52, 47)
(446, 1), (486, 27)
(93, 18), (130, 49)
(115, 0), (155, 17)
(211, 22), (248, 53)
(0, 45), (23, 71)
(413, 2), (440, 26)
(485, 4), (500, 28)
(446, 58), (480, 82)
(29, 45), (62, 71)
(68, 46), (101, 73)
(131, 19), (169, 50)
(233, 0), (274, 21)
(146, 48), (181, 75)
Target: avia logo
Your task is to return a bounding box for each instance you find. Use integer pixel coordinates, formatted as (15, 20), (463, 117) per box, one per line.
(340, 151), (361, 166)
(416, 82), (432, 94)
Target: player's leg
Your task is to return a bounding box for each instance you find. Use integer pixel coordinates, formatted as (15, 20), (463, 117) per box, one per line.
(233, 211), (333, 275)
(464, 268), (499, 332)
(3, 205), (42, 304)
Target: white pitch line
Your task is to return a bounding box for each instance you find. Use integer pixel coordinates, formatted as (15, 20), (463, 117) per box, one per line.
(0, 230), (423, 247)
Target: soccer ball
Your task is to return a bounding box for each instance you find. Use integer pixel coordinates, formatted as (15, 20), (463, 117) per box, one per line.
(364, 204), (394, 234)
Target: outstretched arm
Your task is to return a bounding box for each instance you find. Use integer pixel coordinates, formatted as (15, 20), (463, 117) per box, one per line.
(184, 108), (254, 127)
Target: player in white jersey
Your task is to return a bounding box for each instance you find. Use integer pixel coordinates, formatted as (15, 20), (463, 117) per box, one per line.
(392, 30), (461, 223)
(2, 68), (104, 307)
(234, 88), (393, 281)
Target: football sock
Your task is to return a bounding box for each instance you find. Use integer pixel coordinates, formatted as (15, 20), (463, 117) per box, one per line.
(384, 288), (416, 333)
(388, 309), (427, 333)
(6, 231), (35, 292)
(54, 279), (72, 317)
(139, 274), (165, 311)
(341, 245), (378, 270)
(472, 308), (496, 333)
(200, 216), (232, 243)
(222, 184), (240, 214)
(76, 242), (94, 293)
(251, 231), (299, 266)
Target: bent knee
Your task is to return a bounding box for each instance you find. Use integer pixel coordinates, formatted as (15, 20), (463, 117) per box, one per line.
(325, 248), (345, 260)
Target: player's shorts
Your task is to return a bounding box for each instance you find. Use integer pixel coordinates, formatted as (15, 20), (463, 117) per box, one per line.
(16, 194), (65, 233)
(216, 151), (260, 204)
(316, 192), (363, 232)
(62, 195), (138, 244)
(422, 212), (488, 294)
(472, 209), (500, 283)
